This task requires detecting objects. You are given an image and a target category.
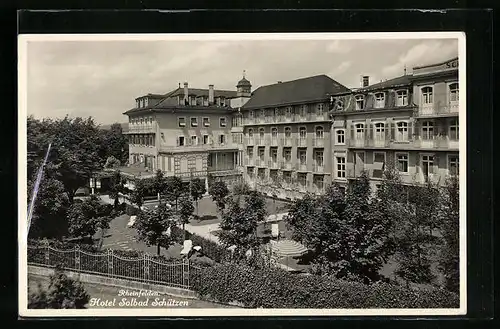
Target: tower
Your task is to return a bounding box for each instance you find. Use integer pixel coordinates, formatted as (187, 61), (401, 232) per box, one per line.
(236, 70), (252, 97)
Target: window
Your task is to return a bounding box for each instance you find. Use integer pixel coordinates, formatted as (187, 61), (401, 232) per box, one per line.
(373, 152), (385, 176)
(219, 117), (227, 127)
(449, 155), (459, 175)
(178, 117), (186, 127)
(202, 117), (210, 127)
(355, 95), (365, 110)
(178, 136), (185, 146)
(421, 154), (434, 180)
(336, 156), (346, 178)
(316, 104), (324, 116)
(270, 148), (278, 162)
(298, 150), (307, 165)
(315, 126), (324, 139)
(220, 97), (226, 106)
(260, 109), (265, 118)
(249, 110), (255, 119)
(196, 96), (203, 106)
(274, 108), (280, 117)
(374, 92), (385, 108)
(422, 86), (433, 104)
(284, 127), (291, 139)
(271, 127), (278, 139)
(247, 147), (254, 158)
(191, 117), (198, 127)
(258, 147), (265, 159)
(191, 135), (198, 146)
(247, 167), (254, 177)
(396, 153), (408, 173)
(315, 150), (324, 166)
(219, 134), (226, 145)
(449, 119), (459, 140)
(314, 175), (324, 190)
(283, 147), (292, 162)
(247, 129), (254, 140)
(299, 105), (308, 117)
(283, 171), (292, 184)
(299, 127), (307, 139)
(396, 121), (409, 141)
(259, 128), (265, 139)
(203, 135), (209, 145)
(396, 90), (408, 106)
(298, 173), (307, 187)
(285, 107), (293, 117)
(270, 170), (278, 182)
(449, 83), (459, 102)
(374, 123), (385, 140)
(422, 121), (434, 140)
(336, 129), (345, 145)
(355, 123), (365, 140)
(258, 168), (266, 180)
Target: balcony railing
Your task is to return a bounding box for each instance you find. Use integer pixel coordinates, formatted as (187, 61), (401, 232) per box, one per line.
(243, 112), (330, 125)
(280, 161), (294, 170)
(281, 138), (294, 147)
(245, 138), (255, 146)
(269, 137), (280, 146)
(255, 138), (267, 145)
(268, 160), (280, 169)
(415, 102), (459, 117)
(296, 163), (308, 171)
(312, 138), (325, 147)
(413, 137), (459, 150)
(255, 158), (266, 167)
(313, 164), (325, 173)
(296, 138), (308, 147)
(245, 158), (255, 166)
(127, 125), (155, 133)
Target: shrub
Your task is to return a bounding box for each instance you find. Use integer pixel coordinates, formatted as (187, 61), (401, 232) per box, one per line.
(125, 204), (140, 216)
(171, 227), (230, 263)
(190, 264), (460, 309)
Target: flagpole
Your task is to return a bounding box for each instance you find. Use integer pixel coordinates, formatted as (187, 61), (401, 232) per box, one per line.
(27, 143), (52, 236)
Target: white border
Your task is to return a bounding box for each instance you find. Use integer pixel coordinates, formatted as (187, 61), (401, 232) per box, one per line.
(18, 32), (466, 317)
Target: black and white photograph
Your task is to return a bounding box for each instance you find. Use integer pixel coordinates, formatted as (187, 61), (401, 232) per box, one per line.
(18, 33), (466, 317)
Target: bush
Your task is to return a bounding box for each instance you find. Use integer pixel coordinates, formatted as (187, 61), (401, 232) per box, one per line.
(125, 204), (140, 216)
(191, 264), (460, 309)
(171, 227), (230, 263)
(28, 266), (90, 309)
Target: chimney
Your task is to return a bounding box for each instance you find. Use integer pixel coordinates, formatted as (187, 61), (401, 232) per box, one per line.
(183, 82), (189, 104)
(361, 76), (370, 88)
(208, 84), (214, 104)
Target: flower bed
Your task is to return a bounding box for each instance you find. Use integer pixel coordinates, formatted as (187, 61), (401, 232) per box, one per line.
(190, 264), (460, 309)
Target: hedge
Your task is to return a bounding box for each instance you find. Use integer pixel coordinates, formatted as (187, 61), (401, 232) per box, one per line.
(171, 227), (231, 263)
(190, 264), (460, 309)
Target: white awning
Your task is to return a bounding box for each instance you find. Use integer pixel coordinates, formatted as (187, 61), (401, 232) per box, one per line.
(373, 161), (384, 171)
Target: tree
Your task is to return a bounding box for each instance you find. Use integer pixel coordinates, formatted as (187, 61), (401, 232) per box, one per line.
(135, 203), (176, 255)
(104, 156), (121, 169)
(218, 191), (265, 260)
(178, 196), (195, 240)
(29, 266), (90, 309)
(189, 178), (206, 216)
(164, 176), (187, 210)
(151, 170), (167, 201)
(437, 175), (460, 293)
(108, 171), (125, 208)
(98, 123), (129, 165)
(67, 195), (113, 238)
(129, 179), (148, 208)
(27, 176), (70, 239)
(209, 180), (229, 215)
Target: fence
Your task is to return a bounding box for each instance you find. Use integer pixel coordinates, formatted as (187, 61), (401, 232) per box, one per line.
(27, 245), (202, 290)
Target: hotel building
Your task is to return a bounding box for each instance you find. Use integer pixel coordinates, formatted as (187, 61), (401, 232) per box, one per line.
(122, 76), (252, 189)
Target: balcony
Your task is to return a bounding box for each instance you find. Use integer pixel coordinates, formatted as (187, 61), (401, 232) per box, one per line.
(296, 138), (308, 147)
(313, 164), (325, 173)
(268, 160), (280, 169)
(281, 138), (294, 147)
(126, 125), (155, 133)
(347, 138), (391, 148)
(160, 141), (237, 152)
(415, 102), (459, 117)
(255, 138), (267, 145)
(269, 137), (280, 146)
(243, 112), (330, 126)
(413, 137), (459, 150)
(280, 161), (294, 170)
(255, 158), (266, 167)
(312, 138), (325, 147)
(296, 163), (308, 172)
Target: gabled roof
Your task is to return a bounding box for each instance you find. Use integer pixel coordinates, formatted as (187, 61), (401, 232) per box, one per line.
(242, 75), (350, 109)
(358, 75), (412, 93)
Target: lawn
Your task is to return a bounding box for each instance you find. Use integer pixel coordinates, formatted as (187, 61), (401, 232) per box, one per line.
(28, 274), (234, 309)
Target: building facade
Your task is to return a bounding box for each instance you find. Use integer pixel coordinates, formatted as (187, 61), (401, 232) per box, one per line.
(330, 57), (459, 191)
(239, 75), (351, 199)
(123, 77), (252, 189)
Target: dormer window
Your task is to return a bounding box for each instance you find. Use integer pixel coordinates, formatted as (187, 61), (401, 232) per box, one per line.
(249, 110), (255, 118)
(144, 98), (149, 107)
(220, 97), (226, 106)
(136, 100), (140, 108)
(355, 95), (365, 110)
(203, 117), (210, 127)
(191, 117), (198, 127)
(396, 90), (408, 106)
(449, 83), (459, 103)
(190, 96), (196, 106)
(316, 104), (324, 116)
(260, 109), (265, 118)
(374, 92), (385, 108)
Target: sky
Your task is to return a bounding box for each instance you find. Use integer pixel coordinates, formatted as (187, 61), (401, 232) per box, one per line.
(26, 36), (459, 125)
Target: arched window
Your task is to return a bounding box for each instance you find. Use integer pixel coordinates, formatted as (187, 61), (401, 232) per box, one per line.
(396, 121), (409, 141)
(271, 127), (278, 139)
(396, 90), (408, 106)
(421, 86), (433, 104)
(355, 123), (365, 140)
(259, 128), (265, 138)
(374, 122), (385, 140)
(284, 127), (291, 138)
(299, 127), (307, 139)
(422, 121), (434, 140)
(248, 128), (254, 138)
(449, 83), (459, 102)
(315, 126), (324, 139)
